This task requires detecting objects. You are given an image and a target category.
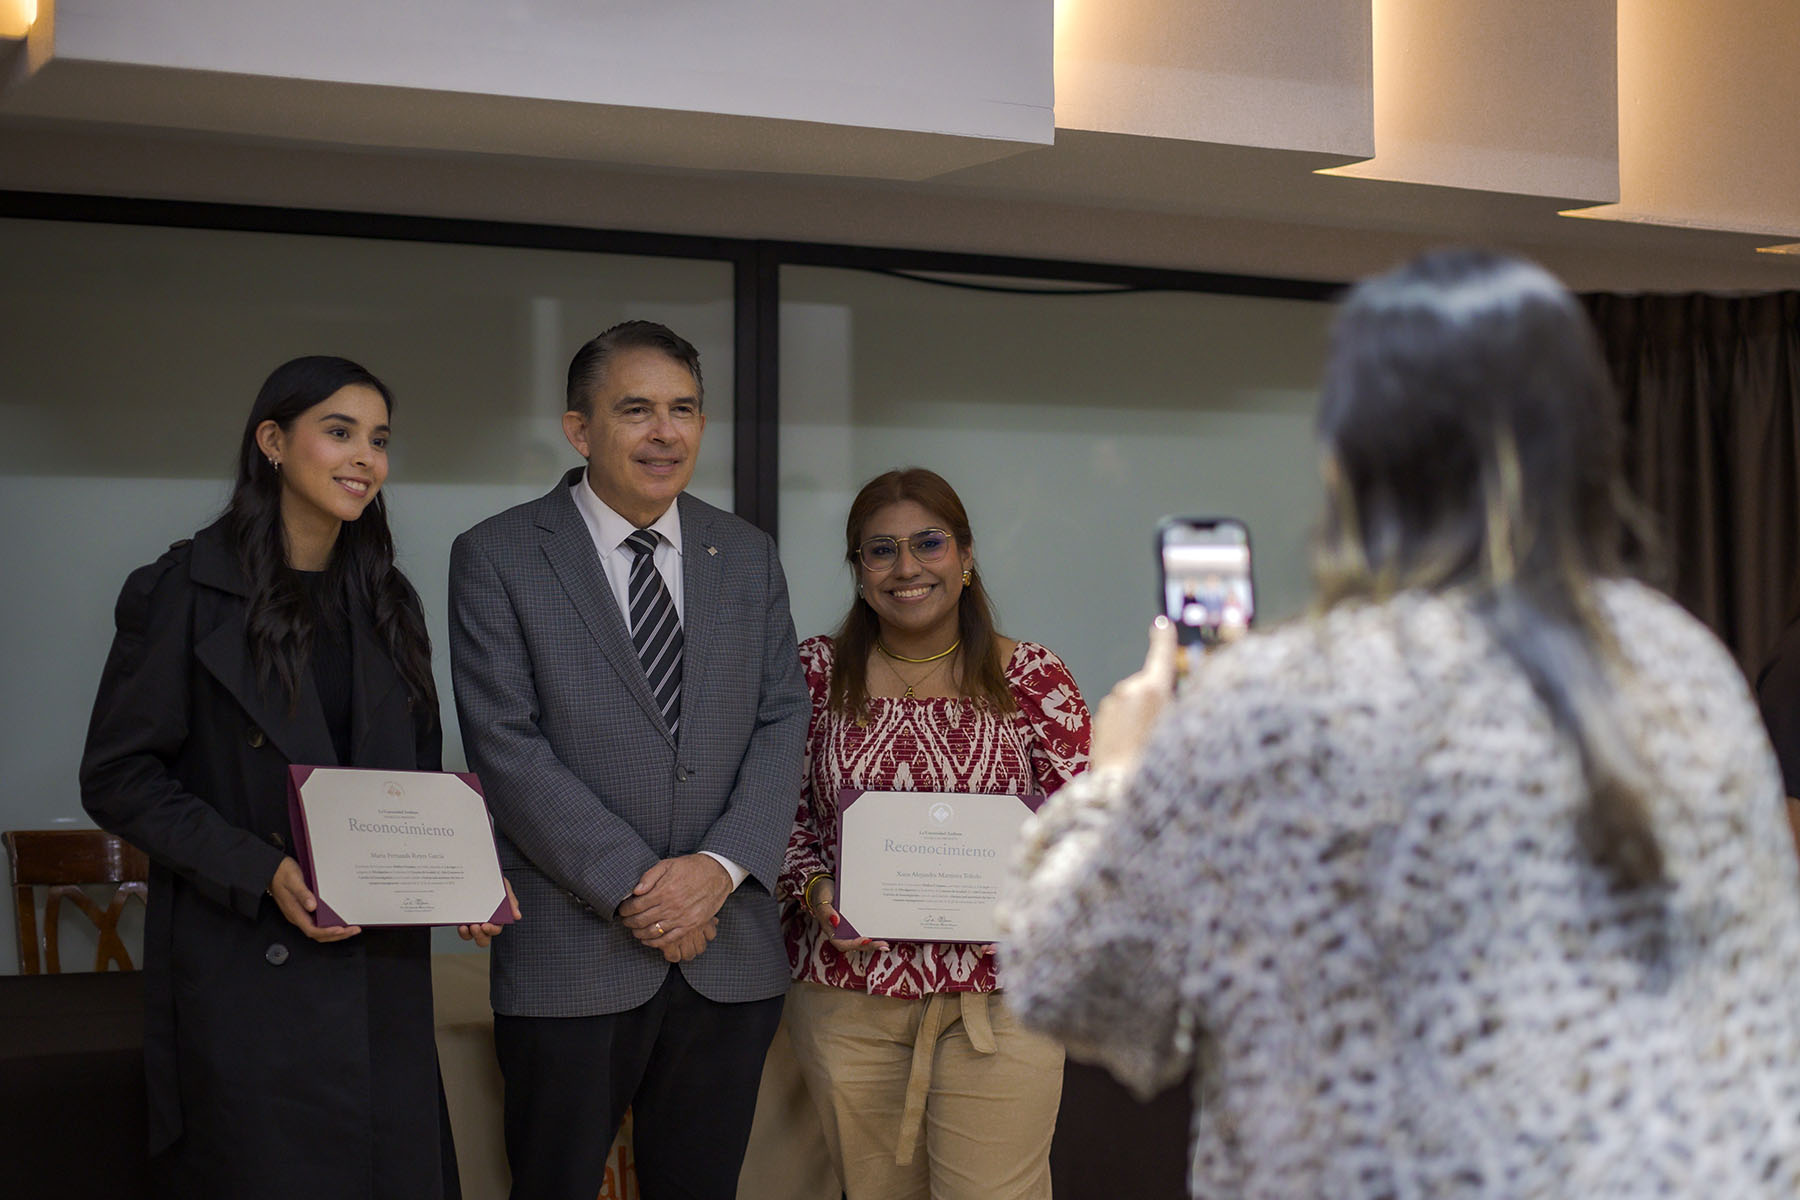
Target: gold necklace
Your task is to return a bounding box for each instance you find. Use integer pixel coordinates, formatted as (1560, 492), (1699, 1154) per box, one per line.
(876, 638), (960, 699)
(876, 638), (960, 664)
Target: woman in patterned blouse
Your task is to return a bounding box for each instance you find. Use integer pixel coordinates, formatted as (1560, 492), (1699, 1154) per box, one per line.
(780, 467), (1091, 1200)
(1000, 250), (1800, 1198)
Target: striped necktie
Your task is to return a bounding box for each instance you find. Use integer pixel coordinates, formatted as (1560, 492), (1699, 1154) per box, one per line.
(624, 529), (682, 736)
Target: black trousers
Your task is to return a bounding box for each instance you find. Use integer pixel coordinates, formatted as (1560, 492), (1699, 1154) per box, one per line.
(494, 966), (785, 1200)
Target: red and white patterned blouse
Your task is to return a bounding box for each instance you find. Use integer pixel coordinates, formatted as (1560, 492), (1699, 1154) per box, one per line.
(781, 634), (1091, 997)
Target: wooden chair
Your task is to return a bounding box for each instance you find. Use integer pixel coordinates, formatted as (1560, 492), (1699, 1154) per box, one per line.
(4, 829), (149, 974)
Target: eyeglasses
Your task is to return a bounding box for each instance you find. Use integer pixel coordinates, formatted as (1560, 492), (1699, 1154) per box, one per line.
(856, 528), (953, 572)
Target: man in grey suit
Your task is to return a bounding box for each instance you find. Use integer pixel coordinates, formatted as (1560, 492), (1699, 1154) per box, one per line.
(449, 321), (808, 1200)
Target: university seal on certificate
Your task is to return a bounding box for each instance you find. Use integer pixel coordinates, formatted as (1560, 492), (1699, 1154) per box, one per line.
(286, 766), (514, 929)
(834, 788), (1043, 943)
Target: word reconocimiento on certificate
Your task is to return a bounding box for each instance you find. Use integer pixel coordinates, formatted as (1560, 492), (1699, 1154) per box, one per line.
(881, 840), (997, 858)
(346, 814), (457, 836)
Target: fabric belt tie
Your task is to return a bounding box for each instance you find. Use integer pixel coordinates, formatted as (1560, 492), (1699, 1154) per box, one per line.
(894, 991), (997, 1165)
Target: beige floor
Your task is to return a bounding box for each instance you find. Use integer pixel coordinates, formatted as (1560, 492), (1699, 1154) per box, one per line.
(432, 953), (840, 1200)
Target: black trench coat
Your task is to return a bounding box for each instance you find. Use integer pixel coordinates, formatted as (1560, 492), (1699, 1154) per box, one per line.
(80, 519), (457, 1200)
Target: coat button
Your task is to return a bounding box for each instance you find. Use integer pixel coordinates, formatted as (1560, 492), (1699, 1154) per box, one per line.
(265, 943), (290, 966)
(246, 727), (267, 749)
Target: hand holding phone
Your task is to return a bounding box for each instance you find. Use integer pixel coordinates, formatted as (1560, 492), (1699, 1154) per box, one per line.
(1088, 616), (1182, 772)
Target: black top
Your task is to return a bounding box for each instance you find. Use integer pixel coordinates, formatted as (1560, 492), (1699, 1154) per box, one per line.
(1756, 620), (1800, 799)
(298, 570), (353, 767)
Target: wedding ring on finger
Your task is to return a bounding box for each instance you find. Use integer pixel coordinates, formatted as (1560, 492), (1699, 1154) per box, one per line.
(654, 921), (666, 936)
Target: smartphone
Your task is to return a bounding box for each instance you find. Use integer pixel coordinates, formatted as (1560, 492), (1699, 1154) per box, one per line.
(1156, 516), (1254, 647)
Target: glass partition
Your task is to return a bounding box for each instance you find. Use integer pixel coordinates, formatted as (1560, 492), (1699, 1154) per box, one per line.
(777, 265), (1333, 700)
(0, 214), (1338, 973)
(0, 216), (734, 968)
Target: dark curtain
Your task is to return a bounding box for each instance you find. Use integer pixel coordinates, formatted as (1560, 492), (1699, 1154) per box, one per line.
(1582, 291), (1800, 672)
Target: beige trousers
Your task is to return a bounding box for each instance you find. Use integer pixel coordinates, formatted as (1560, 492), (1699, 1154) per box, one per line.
(785, 981), (1064, 1200)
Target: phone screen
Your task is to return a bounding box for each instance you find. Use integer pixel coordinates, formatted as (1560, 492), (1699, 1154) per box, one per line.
(1158, 517), (1253, 647)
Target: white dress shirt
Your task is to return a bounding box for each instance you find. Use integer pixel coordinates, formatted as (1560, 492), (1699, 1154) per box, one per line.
(570, 476), (746, 891)
(571, 475), (686, 623)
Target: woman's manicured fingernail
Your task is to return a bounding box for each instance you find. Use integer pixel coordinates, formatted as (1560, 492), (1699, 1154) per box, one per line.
(829, 913), (840, 928)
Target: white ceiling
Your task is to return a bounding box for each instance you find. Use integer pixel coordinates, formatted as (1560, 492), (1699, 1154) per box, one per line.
(1, 0), (1796, 292)
(1, 115), (1793, 294)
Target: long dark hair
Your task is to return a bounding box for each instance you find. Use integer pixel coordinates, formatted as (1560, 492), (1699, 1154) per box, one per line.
(1315, 249), (1664, 889)
(827, 468), (1015, 717)
(225, 356), (436, 714)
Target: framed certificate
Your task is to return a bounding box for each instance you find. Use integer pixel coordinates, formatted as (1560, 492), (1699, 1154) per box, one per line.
(286, 766), (515, 929)
(833, 788), (1043, 943)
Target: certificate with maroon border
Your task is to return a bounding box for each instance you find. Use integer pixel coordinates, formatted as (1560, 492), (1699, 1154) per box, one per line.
(833, 789), (1044, 943)
(286, 766), (515, 929)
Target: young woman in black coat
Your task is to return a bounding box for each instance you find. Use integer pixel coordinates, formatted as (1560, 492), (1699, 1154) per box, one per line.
(80, 356), (507, 1200)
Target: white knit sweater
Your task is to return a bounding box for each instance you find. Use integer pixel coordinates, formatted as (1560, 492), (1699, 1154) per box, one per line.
(1000, 580), (1800, 1198)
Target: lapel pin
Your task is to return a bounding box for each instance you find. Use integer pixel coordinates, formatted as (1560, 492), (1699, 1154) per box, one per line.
(706, 545), (718, 556)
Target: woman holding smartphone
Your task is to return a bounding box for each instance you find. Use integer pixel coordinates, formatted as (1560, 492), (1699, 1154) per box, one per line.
(780, 467), (1090, 1199)
(1001, 250), (1800, 1198)
(81, 356), (505, 1199)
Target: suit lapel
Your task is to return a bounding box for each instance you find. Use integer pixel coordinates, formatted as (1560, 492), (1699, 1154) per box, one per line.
(188, 528), (338, 768)
(538, 474), (675, 746)
(677, 493), (721, 706)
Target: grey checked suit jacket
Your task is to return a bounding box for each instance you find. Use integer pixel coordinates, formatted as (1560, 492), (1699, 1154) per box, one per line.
(449, 470), (808, 1016)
